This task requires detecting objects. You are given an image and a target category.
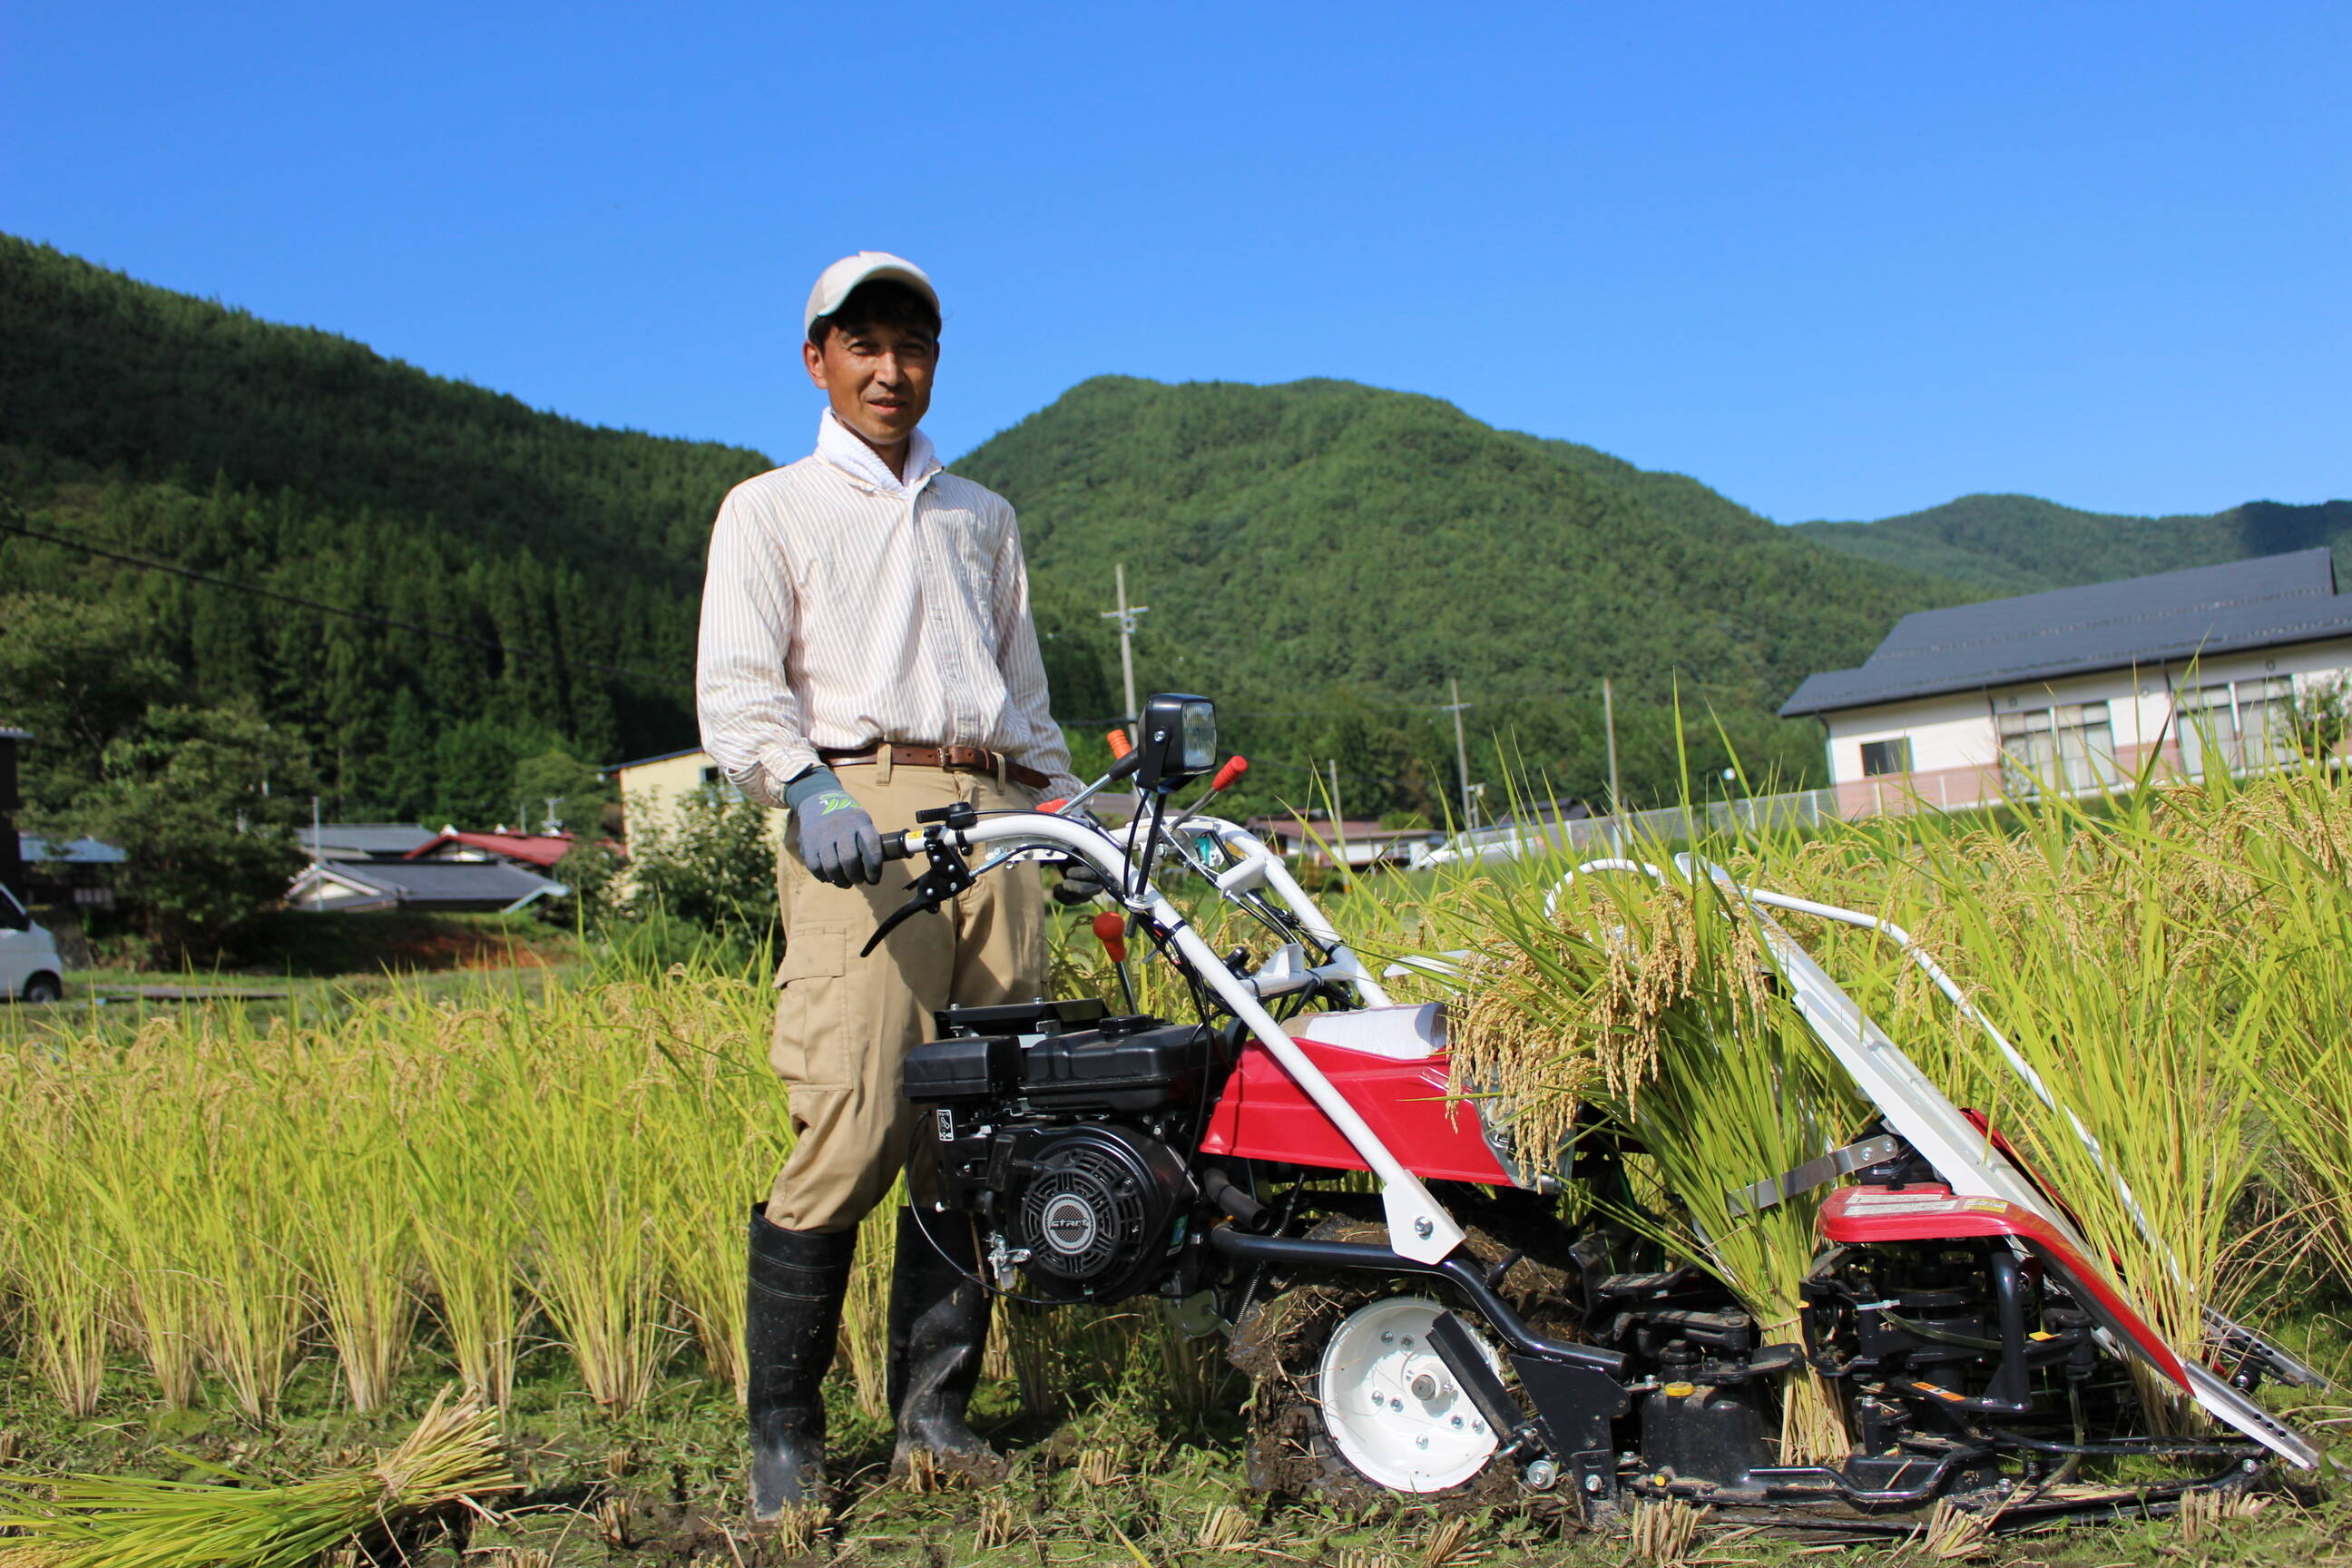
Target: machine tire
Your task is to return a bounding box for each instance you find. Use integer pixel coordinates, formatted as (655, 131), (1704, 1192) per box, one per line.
(22, 973), (62, 1004)
(1230, 1213), (1592, 1512)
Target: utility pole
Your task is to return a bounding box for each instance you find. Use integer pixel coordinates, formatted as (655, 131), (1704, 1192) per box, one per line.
(1442, 677), (1475, 830)
(1100, 564), (1149, 740)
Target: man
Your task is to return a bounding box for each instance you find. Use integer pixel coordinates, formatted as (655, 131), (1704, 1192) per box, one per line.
(696, 251), (1085, 1520)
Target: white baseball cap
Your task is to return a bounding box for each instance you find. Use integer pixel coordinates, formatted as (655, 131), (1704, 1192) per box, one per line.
(804, 251), (940, 332)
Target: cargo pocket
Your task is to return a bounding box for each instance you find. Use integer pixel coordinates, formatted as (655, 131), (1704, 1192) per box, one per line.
(769, 925), (850, 1091)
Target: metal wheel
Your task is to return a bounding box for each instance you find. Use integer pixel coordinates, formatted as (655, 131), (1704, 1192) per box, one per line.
(23, 973), (61, 1004)
(1316, 1295), (1504, 1494)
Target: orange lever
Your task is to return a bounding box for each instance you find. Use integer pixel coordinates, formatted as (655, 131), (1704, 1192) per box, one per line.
(1091, 910), (1128, 965)
(1106, 728), (1132, 760)
(1211, 755), (1250, 792)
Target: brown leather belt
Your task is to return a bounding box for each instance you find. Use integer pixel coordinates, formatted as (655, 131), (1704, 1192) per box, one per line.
(819, 742), (1051, 792)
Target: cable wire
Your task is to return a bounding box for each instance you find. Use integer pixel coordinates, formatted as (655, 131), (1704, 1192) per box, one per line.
(0, 509), (688, 689)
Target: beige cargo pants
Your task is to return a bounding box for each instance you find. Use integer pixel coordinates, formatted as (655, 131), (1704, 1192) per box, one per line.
(764, 761), (1048, 1233)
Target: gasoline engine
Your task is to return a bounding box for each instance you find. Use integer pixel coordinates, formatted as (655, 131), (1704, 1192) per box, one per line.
(905, 997), (1217, 1304)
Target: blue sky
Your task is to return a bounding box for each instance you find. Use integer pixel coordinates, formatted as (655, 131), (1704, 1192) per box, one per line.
(5, 2), (2345, 522)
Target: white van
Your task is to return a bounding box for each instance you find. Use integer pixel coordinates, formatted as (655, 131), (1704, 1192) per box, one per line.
(0, 884), (64, 1003)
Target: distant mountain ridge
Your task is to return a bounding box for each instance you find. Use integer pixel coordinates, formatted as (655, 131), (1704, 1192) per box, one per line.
(1793, 493), (2352, 594)
(964, 375), (1973, 805)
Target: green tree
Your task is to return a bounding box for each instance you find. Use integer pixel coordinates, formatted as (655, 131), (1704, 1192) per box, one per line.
(622, 786), (777, 936)
(61, 703), (316, 956)
(0, 592), (178, 809)
(513, 747), (614, 837)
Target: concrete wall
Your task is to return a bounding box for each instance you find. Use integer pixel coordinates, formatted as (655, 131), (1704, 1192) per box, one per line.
(612, 750), (785, 850)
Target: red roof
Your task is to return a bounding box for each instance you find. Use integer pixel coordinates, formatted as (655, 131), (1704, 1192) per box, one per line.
(405, 830), (578, 869)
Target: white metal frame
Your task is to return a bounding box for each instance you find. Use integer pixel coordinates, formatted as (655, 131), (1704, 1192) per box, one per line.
(891, 810), (1462, 1263)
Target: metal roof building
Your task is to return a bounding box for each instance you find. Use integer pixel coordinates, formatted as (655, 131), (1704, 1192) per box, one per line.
(1783, 549), (2352, 718)
(1780, 550), (2352, 815)
(287, 858), (569, 915)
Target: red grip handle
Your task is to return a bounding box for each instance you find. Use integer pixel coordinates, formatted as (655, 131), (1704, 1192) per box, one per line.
(1091, 910), (1128, 965)
(1211, 755), (1250, 792)
(1105, 728), (1132, 760)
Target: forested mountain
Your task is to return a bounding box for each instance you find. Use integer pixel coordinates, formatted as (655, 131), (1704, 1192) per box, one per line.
(11, 233), (2337, 834)
(964, 377), (1972, 811)
(1794, 494), (2352, 594)
(0, 236), (769, 826)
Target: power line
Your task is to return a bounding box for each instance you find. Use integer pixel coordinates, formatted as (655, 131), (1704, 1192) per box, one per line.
(0, 511), (688, 690)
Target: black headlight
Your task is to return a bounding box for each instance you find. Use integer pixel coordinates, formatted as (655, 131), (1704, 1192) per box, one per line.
(1135, 693), (1216, 789)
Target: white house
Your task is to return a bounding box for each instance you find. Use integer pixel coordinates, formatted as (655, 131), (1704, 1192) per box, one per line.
(1780, 548), (2352, 815)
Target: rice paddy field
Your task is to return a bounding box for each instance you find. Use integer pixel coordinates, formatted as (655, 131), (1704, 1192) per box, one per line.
(5, 763), (2352, 1566)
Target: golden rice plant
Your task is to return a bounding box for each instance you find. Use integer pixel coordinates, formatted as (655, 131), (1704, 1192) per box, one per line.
(0, 1102), (113, 1416)
(403, 1094), (530, 1409)
(501, 989), (666, 1416)
(633, 975), (779, 1403)
(841, 1189), (902, 1417)
(187, 1108), (311, 1425)
(74, 1034), (211, 1411)
(1454, 855), (1863, 1460)
(291, 1080), (422, 1416)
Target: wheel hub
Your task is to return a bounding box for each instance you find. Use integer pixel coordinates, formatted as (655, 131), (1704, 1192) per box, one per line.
(1317, 1295), (1503, 1493)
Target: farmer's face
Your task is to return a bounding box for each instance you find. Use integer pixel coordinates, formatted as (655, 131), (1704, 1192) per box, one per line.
(804, 319), (936, 452)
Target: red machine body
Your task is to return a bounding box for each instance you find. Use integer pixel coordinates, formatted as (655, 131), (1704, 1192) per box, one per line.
(1200, 1033), (1514, 1186)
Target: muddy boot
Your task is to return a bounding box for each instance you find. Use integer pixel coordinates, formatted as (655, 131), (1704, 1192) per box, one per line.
(746, 1207), (856, 1521)
(887, 1207), (1004, 1479)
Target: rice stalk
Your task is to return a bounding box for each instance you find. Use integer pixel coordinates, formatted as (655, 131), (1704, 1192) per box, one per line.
(404, 1112), (529, 1409)
(1, 1102), (113, 1417)
(1457, 860), (1862, 1460)
(636, 980), (776, 1402)
(507, 1003), (665, 1416)
(188, 1119), (310, 1425)
(294, 1103), (421, 1415)
(840, 1185), (903, 1417)
(0, 1387), (515, 1567)
(75, 1067), (209, 1410)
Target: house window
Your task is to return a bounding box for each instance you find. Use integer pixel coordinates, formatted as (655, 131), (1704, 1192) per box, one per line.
(1998, 701), (2117, 795)
(1858, 738), (1912, 778)
(2178, 676), (2293, 777)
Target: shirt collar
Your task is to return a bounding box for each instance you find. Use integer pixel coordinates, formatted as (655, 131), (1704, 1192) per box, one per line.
(815, 408), (941, 497)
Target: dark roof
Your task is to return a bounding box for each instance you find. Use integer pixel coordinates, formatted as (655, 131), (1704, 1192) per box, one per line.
(1780, 549), (2352, 717)
(292, 858), (566, 913)
(19, 834), (127, 866)
(299, 823), (436, 859)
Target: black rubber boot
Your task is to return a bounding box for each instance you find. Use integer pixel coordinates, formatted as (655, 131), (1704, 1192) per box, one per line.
(746, 1207), (857, 1521)
(887, 1207), (1004, 1477)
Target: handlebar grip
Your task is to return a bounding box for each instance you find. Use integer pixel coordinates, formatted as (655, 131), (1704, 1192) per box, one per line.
(880, 830), (919, 861)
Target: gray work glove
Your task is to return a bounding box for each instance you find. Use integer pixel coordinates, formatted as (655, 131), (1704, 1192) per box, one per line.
(785, 766), (885, 888)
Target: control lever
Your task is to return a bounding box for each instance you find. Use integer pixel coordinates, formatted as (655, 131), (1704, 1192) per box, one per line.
(861, 832), (977, 956)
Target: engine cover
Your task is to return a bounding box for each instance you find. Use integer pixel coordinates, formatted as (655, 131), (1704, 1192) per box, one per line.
(1004, 1124), (1193, 1303)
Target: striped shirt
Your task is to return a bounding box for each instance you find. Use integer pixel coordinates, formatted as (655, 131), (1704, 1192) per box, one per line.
(696, 411), (1083, 808)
